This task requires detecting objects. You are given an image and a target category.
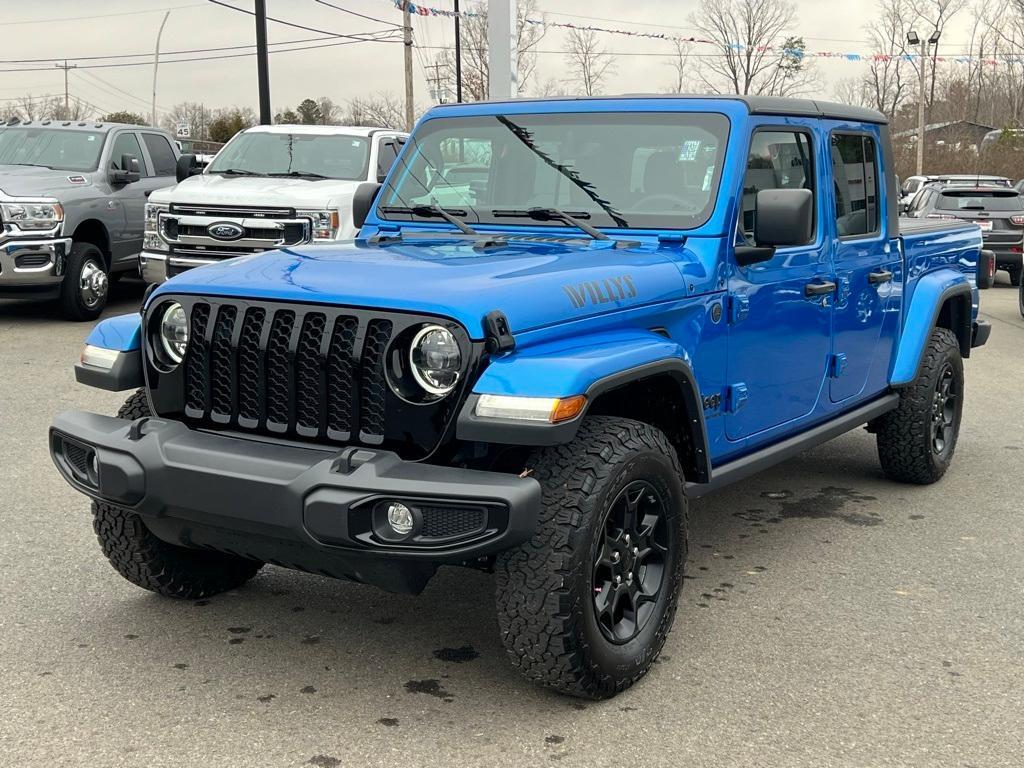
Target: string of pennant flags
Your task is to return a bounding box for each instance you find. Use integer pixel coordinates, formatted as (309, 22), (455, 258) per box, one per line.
(388, 0), (1015, 66)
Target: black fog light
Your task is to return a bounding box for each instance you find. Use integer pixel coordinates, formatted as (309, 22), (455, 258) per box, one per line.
(371, 500), (421, 543)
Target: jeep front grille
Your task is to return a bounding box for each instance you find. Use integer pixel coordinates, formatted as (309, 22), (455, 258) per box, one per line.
(144, 296), (480, 459)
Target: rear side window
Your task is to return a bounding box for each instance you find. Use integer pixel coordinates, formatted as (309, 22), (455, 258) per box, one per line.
(741, 130), (815, 241)
(142, 133), (177, 176)
(831, 133), (879, 238)
(936, 190), (1024, 211)
(376, 139), (400, 180)
(110, 132), (148, 176)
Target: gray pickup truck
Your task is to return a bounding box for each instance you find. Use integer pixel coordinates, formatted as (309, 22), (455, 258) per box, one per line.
(0, 120), (178, 319)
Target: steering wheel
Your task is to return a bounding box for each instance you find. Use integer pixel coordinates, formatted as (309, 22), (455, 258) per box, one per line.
(630, 193), (701, 212)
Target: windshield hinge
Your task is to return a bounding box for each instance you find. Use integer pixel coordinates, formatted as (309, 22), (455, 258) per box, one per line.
(657, 233), (688, 247)
(483, 310), (516, 353)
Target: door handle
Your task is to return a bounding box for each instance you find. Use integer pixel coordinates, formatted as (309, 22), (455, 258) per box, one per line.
(868, 269), (893, 284)
(804, 280), (837, 297)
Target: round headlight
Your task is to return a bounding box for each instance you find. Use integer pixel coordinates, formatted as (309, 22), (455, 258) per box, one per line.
(159, 302), (189, 364)
(409, 325), (461, 397)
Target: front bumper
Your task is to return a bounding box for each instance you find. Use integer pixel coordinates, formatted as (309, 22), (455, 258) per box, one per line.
(49, 411), (541, 593)
(0, 236), (72, 298)
(142, 251), (218, 284)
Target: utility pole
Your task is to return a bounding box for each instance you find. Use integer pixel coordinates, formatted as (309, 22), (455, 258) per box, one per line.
(403, 2), (414, 131)
(255, 0), (272, 125)
(426, 61), (448, 104)
(151, 11), (171, 127)
(55, 60), (77, 114)
(454, 0), (463, 102)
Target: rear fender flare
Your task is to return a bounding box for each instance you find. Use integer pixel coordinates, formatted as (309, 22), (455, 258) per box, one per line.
(890, 271), (972, 386)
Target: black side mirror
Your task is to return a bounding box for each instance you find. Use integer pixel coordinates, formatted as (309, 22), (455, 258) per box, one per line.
(735, 188), (814, 267)
(352, 182), (382, 230)
(176, 153), (199, 183)
(110, 153), (141, 185)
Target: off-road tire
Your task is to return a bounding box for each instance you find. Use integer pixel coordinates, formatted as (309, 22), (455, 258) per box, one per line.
(60, 241), (108, 321)
(495, 416), (687, 699)
(876, 328), (964, 484)
(92, 390), (263, 598)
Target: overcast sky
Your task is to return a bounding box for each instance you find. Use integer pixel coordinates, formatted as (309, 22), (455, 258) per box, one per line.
(0, 0), (986, 121)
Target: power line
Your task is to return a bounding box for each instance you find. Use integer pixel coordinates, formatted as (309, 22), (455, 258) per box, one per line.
(206, 0), (401, 42)
(312, 0), (403, 29)
(0, 37), (401, 74)
(2, 3), (206, 26)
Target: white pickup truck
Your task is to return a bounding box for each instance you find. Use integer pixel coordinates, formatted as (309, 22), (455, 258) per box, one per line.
(141, 124), (407, 283)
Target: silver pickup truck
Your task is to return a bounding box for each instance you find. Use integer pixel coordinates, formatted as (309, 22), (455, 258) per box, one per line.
(0, 120), (178, 319)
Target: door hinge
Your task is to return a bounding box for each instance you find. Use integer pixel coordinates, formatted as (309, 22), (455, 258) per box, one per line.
(829, 353), (848, 379)
(728, 294), (750, 324)
(725, 383), (748, 413)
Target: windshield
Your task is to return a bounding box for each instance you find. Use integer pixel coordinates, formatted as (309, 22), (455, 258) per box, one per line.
(0, 127), (104, 171)
(207, 131), (370, 179)
(379, 112), (729, 230)
(937, 190), (1023, 211)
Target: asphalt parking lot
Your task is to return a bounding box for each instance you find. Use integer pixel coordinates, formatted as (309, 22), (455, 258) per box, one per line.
(1, 278), (1021, 768)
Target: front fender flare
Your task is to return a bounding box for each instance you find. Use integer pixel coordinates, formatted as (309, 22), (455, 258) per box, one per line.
(456, 330), (711, 482)
(76, 313), (144, 392)
(890, 270), (972, 386)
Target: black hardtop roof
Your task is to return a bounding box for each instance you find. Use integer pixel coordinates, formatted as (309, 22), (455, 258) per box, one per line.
(434, 94), (888, 125)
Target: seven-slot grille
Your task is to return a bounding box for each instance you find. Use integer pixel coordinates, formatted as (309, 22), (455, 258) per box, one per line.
(147, 297), (476, 456)
(183, 300), (393, 442)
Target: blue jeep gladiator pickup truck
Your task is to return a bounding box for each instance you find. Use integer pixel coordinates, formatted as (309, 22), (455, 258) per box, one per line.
(50, 95), (990, 699)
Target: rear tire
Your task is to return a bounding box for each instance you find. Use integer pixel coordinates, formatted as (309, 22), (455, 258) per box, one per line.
(875, 328), (963, 484)
(60, 241), (108, 321)
(92, 390), (263, 599)
(495, 416), (687, 699)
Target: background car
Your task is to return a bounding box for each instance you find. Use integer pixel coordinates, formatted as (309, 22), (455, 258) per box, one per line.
(906, 184), (1024, 285)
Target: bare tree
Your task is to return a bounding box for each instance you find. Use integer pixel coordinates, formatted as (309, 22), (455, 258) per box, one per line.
(562, 27), (616, 96)
(665, 40), (692, 93)
(459, 0), (546, 101)
(161, 102), (214, 141)
(344, 92), (406, 129)
(863, 0), (913, 119)
(689, 0), (816, 96)
(832, 77), (871, 108)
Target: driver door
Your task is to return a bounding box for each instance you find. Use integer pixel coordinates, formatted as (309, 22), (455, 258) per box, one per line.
(725, 123), (833, 441)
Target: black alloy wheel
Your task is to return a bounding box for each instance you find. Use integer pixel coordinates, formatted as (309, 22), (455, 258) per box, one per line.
(592, 480), (669, 644)
(931, 362), (958, 456)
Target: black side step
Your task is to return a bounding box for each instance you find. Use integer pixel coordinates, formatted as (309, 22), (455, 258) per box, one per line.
(687, 393), (899, 498)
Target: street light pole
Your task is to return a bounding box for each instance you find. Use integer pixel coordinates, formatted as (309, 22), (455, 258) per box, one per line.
(916, 36), (926, 176)
(151, 11), (171, 127)
(403, 2), (414, 131)
(909, 28), (941, 177)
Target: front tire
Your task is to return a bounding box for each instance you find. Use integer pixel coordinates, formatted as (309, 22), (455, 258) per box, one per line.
(60, 241), (109, 321)
(495, 416), (687, 699)
(92, 390), (263, 599)
(876, 328), (964, 484)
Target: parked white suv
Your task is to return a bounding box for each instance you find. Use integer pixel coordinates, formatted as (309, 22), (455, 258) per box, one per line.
(141, 124), (407, 283)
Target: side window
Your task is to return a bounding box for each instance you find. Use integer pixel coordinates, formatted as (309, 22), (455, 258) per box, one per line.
(831, 133), (879, 238)
(110, 132), (148, 176)
(142, 133), (177, 176)
(376, 139), (400, 180)
(741, 130), (815, 240)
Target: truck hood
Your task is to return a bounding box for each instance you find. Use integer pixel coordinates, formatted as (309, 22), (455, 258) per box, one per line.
(153, 237), (691, 338)
(150, 173), (363, 208)
(0, 165), (94, 197)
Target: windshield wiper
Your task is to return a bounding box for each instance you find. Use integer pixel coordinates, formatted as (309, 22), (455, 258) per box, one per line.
(268, 170), (330, 179)
(379, 204), (479, 235)
(492, 207), (610, 241)
(212, 168), (260, 176)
